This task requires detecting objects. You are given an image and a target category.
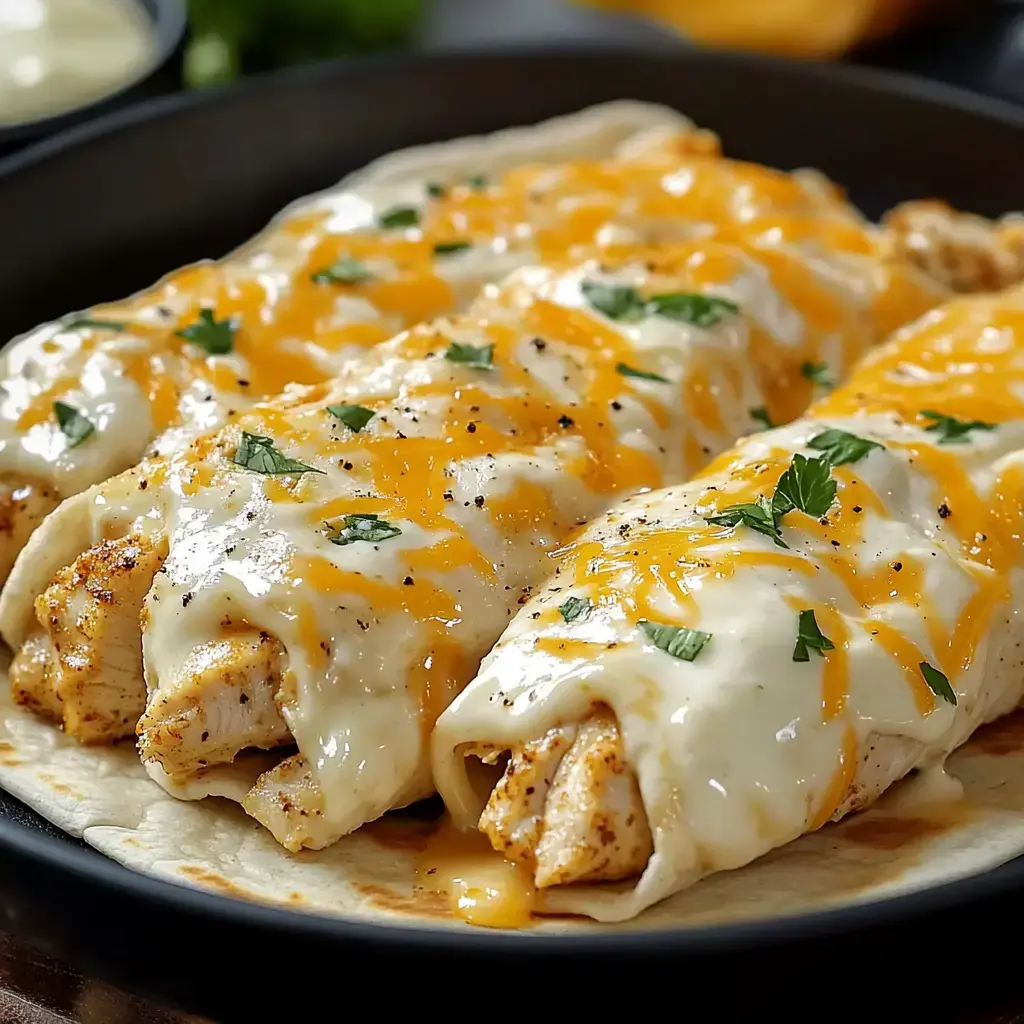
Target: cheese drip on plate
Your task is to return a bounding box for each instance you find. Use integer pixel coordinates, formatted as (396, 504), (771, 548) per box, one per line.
(0, 235), (890, 849)
(432, 285), (1024, 923)
(0, 98), (949, 587)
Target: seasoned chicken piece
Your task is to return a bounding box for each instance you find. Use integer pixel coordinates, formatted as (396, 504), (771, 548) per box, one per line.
(9, 631), (62, 722)
(27, 534), (165, 744)
(476, 726), (575, 864)
(241, 755), (329, 853)
(480, 710), (653, 887)
(884, 199), (1024, 293)
(137, 632), (290, 779)
(0, 477), (59, 586)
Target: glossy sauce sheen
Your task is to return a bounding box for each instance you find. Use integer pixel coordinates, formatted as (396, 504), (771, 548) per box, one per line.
(1, 235), (903, 852)
(0, 120), (941, 510)
(433, 287), (1024, 923)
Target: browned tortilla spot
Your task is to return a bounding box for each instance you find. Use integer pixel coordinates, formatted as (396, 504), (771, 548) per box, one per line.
(968, 710), (1024, 757)
(354, 880), (451, 918)
(839, 813), (960, 851)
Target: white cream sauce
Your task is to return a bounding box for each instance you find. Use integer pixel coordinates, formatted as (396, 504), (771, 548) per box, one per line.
(0, 0), (156, 126)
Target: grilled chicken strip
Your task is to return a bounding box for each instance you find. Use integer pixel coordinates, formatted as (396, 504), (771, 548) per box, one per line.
(0, 233), (907, 849)
(479, 710), (653, 887)
(10, 533), (166, 744)
(883, 200), (1024, 293)
(0, 477), (59, 586)
(433, 285), (1024, 922)
(136, 632), (291, 777)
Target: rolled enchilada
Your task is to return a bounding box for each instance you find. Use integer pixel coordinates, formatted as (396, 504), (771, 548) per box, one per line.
(1, 97), (999, 589)
(0, 230), (901, 848)
(432, 285), (1024, 922)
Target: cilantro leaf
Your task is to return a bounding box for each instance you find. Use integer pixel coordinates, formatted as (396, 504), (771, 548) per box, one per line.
(176, 308), (236, 355)
(328, 513), (402, 547)
(800, 361), (834, 388)
(639, 620), (712, 662)
(582, 281), (741, 328)
(920, 410), (996, 445)
(616, 362), (668, 383)
(426, 182), (446, 198)
(444, 342), (494, 370)
(53, 401), (95, 447)
(63, 316), (127, 332)
(808, 428), (883, 468)
(920, 661), (957, 706)
(467, 175), (488, 190)
(310, 257), (374, 285)
(326, 404), (375, 433)
(378, 206), (420, 229)
(559, 596), (591, 623)
(750, 406), (774, 430)
(705, 493), (787, 548)
(772, 453), (836, 521)
(433, 241), (472, 256)
(648, 292), (739, 327)
(231, 432), (324, 475)
(581, 282), (647, 322)
(793, 609), (835, 662)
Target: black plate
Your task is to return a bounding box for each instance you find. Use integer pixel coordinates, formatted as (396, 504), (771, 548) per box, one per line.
(2, 50), (1024, 1021)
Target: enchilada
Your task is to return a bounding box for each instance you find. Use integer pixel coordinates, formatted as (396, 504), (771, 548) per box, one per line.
(432, 284), (1024, 922)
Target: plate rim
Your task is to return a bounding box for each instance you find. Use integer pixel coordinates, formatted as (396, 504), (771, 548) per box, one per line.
(3, 45), (1024, 951)
(4, 43), (1024, 183)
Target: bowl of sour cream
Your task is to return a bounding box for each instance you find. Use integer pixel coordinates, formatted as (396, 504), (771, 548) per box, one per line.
(0, 0), (187, 155)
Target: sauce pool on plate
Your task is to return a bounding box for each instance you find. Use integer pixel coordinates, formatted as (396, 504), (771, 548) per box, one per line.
(0, 0), (156, 127)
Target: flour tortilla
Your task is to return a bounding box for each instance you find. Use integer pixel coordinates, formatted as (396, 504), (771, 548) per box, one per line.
(3, 668), (1024, 931)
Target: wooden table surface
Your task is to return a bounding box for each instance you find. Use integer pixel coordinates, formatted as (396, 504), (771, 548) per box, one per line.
(1, 923), (1024, 1023)
(0, 934), (210, 1024)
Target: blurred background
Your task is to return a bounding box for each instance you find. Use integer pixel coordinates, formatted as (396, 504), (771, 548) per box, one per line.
(4, 0), (1024, 151)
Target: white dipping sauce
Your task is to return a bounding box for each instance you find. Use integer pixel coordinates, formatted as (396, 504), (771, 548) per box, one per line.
(0, 0), (157, 126)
